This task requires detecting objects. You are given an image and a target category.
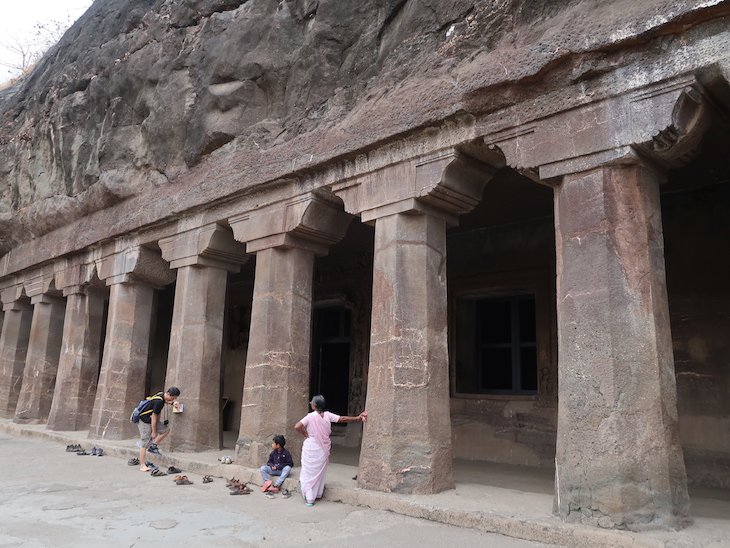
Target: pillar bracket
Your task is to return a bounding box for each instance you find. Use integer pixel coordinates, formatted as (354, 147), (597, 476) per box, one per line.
(159, 223), (248, 272)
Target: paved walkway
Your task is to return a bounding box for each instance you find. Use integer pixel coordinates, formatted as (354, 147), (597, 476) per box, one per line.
(1, 420), (728, 547)
(0, 434), (554, 548)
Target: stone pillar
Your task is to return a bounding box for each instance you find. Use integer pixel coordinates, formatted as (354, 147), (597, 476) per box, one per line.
(333, 149), (493, 494)
(47, 285), (105, 431)
(13, 293), (66, 423)
(0, 290), (32, 418)
(554, 161), (689, 530)
(230, 193), (351, 466)
(89, 245), (174, 439)
(360, 210), (454, 493)
(160, 224), (246, 452)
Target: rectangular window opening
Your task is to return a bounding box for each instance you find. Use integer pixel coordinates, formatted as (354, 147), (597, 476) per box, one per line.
(455, 293), (538, 395)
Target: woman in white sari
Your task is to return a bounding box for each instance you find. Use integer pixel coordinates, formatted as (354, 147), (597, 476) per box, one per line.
(295, 395), (367, 506)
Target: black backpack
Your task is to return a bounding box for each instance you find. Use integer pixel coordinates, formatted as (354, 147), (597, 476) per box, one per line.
(129, 394), (163, 423)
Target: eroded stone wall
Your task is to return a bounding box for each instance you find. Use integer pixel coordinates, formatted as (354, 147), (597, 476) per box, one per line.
(1, 0), (724, 261)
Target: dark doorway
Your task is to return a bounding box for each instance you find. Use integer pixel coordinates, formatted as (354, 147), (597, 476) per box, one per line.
(310, 306), (351, 417)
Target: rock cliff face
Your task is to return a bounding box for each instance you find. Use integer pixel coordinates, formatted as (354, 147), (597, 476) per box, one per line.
(0, 0), (724, 255)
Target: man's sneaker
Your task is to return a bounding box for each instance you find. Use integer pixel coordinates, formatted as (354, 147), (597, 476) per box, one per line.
(148, 443), (161, 455)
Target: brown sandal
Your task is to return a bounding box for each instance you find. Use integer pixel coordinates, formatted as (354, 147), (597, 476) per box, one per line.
(175, 475), (193, 485)
(229, 484), (252, 495)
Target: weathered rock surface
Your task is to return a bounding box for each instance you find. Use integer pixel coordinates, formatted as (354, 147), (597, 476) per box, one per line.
(0, 0), (726, 255)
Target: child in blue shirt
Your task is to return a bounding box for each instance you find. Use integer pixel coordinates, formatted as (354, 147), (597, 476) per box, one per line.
(259, 434), (294, 493)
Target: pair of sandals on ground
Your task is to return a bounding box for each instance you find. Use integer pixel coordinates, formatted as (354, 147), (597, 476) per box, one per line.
(127, 457), (181, 476)
(261, 479), (291, 498)
(66, 444), (104, 456)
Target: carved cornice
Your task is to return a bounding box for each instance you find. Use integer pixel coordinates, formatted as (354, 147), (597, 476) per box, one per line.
(484, 74), (714, 181)
(331, 148), (496, 224)
(634, 85), (712, 168)
(0, 283), (27, 309)
(54, 260), (105, 297)
(22, 266), (58, 299)
(95, 245), (175, 288)
(159, 223), (247, 272)
(229, 192), (351, 256)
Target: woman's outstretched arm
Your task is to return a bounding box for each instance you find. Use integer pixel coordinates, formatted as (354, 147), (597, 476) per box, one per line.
(337, 411), (368, 424)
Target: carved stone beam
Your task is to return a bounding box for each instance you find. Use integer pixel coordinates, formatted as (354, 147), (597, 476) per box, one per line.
(95, 245), (175, 287)
(54, 260), (104, 297)
(22, 266), (59, 299)
(484, 74), (714, 181)
(634, 86), (712, 168)
(159, 223), (248, 273)
(0, 282), (26, 308)
(331, 148), (495, 224)
(229, 192), (351, 255)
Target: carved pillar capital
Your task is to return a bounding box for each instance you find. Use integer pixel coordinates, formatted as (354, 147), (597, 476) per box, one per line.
(1, 283), (27, 311)
(95, 245), (175, 287)
(159, 223), (248, 272)
(229, 192), (351, 255)
(22, 267), (58, 299)
(332, 149), (495, 224)
(484, 75), (714, 181)
(55, 261), (103, 297)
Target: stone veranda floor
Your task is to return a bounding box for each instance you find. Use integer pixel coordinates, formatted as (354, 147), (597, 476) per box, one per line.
(0, 433), (552, 548)
(1, 421), (728, 547)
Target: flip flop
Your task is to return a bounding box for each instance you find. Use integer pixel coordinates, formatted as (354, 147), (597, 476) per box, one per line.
(167, 466), (182, 474)
(175, 476), (193, 485)
(202, 475), (213, 483)
(150, 468), (167, 477)
(264, 491), (274, 499)
(128, 457), (140, 466)
(261, 480), (272, 493)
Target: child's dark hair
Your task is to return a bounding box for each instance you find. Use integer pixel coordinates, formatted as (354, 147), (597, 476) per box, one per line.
(167, 387), (181, 397)
(273, 434), (286, 447)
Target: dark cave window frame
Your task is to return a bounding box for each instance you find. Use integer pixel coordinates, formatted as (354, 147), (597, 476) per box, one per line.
(450, 273), (550, 399)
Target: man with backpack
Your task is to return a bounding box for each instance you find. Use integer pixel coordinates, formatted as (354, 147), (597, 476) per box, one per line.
(135, 387), (180, 472)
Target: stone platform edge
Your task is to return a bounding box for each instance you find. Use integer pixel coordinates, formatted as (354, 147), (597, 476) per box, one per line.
(0, 420), (664, 548)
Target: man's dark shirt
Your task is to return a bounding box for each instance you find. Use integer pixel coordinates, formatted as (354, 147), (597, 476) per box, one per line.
(139, 393), (165, 424)
(267, 448), (294, 470)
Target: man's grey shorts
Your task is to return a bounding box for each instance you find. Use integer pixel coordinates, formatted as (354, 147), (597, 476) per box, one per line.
(137, 420), (170, 448)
